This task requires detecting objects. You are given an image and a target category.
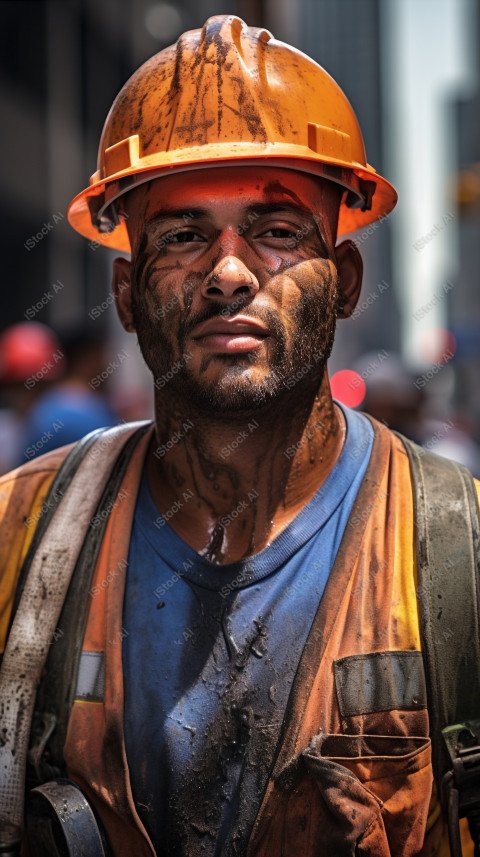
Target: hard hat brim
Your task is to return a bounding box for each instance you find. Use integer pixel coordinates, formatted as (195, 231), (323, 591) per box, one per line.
(67, 144), (397, 253)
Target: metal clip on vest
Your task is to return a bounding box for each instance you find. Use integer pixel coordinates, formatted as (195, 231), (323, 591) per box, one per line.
(442, 720), (480, 857)
(26, 780), (109, 856)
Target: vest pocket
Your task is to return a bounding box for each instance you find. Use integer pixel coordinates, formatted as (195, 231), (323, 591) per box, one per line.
(302, 732), (432, 857)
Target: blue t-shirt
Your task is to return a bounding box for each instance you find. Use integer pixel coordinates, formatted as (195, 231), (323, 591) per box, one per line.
(123, 406), (374, 856)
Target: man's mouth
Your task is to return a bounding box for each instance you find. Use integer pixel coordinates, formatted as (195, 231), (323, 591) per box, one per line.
(189, 315), (270, 354)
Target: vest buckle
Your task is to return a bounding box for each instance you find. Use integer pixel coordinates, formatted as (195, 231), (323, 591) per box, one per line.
(442, 720), (480, 857)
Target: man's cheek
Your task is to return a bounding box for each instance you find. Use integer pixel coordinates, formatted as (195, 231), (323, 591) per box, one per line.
(152, 291), (182, 322)
(295, 257), (336, 290)
(269, 257), (335, 304)
(285, 260), (338, 333)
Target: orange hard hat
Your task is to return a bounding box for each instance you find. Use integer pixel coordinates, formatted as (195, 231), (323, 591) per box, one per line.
(67, 15), (397, 252)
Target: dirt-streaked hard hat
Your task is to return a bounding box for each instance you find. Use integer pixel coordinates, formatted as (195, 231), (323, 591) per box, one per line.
(67, 15), (397, 252)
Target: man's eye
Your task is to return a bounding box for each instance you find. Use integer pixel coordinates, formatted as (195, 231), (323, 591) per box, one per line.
(260, 228), (297, 239)
(155, 229), (205, 249)
(167, 230), (204, 244)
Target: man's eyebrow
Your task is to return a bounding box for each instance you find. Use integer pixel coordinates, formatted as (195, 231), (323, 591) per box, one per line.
(146, 207), (209, 227)
(244, 202), (314, 219)
(145, 202), (315, 228)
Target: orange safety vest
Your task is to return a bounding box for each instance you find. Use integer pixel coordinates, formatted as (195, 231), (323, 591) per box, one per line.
(0, 419), (476, 856)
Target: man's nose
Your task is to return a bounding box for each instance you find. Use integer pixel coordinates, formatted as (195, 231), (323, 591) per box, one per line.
(201, 255), (260, 302)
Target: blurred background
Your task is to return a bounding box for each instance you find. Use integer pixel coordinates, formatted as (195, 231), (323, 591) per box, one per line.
(1, 0), (479, 472)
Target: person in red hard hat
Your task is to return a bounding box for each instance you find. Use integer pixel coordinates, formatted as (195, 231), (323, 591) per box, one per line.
(0, 322), (63, 472)
(0, 16), (478, 857)
(0, 322), (63, 385)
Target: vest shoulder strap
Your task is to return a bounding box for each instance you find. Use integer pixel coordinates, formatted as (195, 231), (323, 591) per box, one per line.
(0, 421), (150, 845)
(399, 433), (480, 790)
(8, 427), (107, 639)
(31, 421), (151, 782)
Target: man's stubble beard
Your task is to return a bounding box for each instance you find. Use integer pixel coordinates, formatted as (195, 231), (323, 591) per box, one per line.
(130, 266), (339, 415)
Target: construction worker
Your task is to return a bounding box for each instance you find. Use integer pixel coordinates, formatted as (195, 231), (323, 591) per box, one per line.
(0, 322), (63, 473)
(0, 15), (479, 857)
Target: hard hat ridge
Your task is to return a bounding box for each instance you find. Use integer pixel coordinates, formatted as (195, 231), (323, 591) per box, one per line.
(173, 16), (271, 145)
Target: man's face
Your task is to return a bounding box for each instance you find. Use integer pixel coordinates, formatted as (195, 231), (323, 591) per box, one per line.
(123, 166), (341, 413)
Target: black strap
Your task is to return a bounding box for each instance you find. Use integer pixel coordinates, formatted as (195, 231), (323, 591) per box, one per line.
(24, 423), (151, 785)
(399, 434), (480, 791)
(26, 780), (111, 857)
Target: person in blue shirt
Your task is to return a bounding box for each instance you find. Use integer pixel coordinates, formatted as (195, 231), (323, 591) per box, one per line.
(20, 329), (119, 462)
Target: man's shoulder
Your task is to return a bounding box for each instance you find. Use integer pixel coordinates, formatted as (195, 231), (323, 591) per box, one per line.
(0, 443), (74, 491)
(0, 444), (77, 536)
(0, 443), (79, 654)
(366, 415), (480, 488)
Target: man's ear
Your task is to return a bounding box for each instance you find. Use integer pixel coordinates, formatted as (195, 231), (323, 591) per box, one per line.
(335, 239), (363, 319)
(112, 257), (135, 332)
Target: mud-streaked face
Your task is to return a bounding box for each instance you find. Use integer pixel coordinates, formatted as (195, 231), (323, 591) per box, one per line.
(121, 166), (341, 413)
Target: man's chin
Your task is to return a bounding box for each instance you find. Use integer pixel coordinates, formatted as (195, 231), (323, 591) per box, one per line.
(164, 367), (292, 415)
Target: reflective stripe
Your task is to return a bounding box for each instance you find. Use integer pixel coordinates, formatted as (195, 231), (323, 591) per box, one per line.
(334, 650), (427, 717)
(75, 651), (105, 701)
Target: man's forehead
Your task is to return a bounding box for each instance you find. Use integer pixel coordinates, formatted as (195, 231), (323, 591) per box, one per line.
(127, 166), (339, 216)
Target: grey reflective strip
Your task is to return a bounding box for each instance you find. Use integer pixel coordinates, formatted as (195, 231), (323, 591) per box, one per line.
(334, 650), (427, 718)
(75, 651), (105, 701)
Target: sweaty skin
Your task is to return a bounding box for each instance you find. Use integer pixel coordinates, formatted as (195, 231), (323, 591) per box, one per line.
(113, 166), (363, 564)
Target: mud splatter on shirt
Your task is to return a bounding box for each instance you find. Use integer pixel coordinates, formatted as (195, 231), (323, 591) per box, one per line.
(123, 406), (373, 856)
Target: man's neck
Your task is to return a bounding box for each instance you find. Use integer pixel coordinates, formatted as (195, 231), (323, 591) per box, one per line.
(146, 373), (345, 565)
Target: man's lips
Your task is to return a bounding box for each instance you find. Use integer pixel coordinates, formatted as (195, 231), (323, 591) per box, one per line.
(191, 315), (269, 338)
(189, 315), (270, 354)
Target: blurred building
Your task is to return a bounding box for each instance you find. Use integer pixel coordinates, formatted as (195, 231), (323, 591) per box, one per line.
(450, 4), (480, 428)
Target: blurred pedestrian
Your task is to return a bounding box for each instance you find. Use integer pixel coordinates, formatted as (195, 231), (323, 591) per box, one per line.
(19, 327), (119, 462)
(0, 322), (63, 472)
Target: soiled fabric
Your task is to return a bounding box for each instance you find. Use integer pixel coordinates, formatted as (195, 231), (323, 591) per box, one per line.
(122, 406), (373, 856)
(0, 417), (477, 856)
